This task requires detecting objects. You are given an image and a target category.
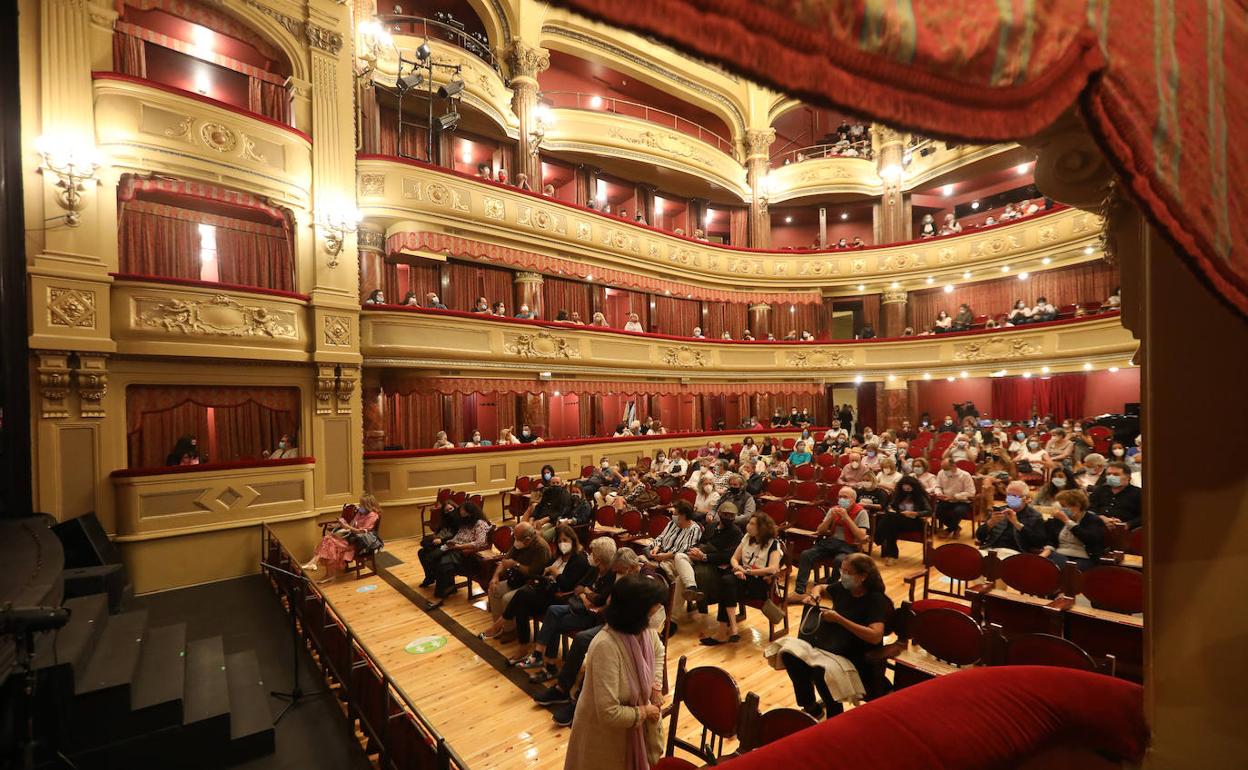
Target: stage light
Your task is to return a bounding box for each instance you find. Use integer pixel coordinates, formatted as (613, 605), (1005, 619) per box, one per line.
(857, 284), (865, 291)
(962, 271), (972, 279)
(784, 216), (792, 224)
(1022, 371), (1032, 378)
(435, 112), (460, 131)
(853, 374), (864, 384)
(1042, 257), (1052, 265)
(946, 376), (955, 382)
(923, 372), (931, 380)
(1041, 366), (1051, 374)
(970, 201), (980, 210)
(960, 370), (968, 378)
(1018, 272), (1029, 280)
(926, 276), (935, 284)
(414, 40), (431, 61)
(397, 71), (423, 93)
(1016, 162), (1030, 175)
(1109, 367), (1119, 373)
(1084, 246), (1095, 255)
(942, 184), (954, 197)
(840, 212), (848, 220)
(589, 95), (603, 108)
(438, 78), (465, 98)
(1083, 362), (1093, 371)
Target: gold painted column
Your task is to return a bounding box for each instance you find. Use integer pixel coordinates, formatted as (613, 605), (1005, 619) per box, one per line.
(745, 128), (775, 248)
(748, 303), (771, 339)
(872, 124), (908, 245)
(881, 288), (908, 337)
(514, 271), (544, 318)
(357, 222), (386, 298)
(505, 41), (550, 187)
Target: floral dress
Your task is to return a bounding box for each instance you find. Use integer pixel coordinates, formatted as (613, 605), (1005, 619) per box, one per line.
(314, 508), (379, 566)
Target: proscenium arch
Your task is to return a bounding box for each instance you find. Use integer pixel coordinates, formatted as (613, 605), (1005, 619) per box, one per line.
(537, 20), (748, 148)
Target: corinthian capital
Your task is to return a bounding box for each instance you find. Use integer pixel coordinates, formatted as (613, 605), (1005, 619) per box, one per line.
(745, 128), (776, 159)
(505, 41), (550, 80)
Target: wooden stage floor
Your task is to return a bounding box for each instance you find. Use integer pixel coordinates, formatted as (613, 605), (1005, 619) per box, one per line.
(317, 535), (932, 770)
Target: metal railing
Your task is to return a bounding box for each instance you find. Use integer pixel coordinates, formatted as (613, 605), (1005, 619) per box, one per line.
(539, 91), (736, 156)
(261, 524), (469, 770)
(377, 14), (498, 72)
(770, 139), (874, 167)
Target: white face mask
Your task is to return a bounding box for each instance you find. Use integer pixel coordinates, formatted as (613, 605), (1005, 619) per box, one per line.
(1113, 448), (1125, 457)
(558, 541), (573, 554)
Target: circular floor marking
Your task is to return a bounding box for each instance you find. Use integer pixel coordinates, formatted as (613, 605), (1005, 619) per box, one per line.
(405, 635), (447, 654)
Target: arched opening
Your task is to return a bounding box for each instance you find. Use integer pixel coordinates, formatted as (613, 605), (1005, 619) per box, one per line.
(379, 0), (497, 71)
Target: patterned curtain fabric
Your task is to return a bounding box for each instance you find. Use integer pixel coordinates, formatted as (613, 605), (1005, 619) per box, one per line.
(121, 0), (285, 65)
(773, 302), (824, 339)
(248, 78), (290, 124)
(386, 260), (442, 306)
(992, 377), (1037, 422)
(541, 275), (592, 321)
(112, 31), (146, 77)
(214, 225), (295, 291)
(544, 0), (1248, 320)
(1036, 373), (1088, 421)
(118, 205), (201, 280)
(906, 260), (1119, 330)
(652, 296), (701, 336)
(125, 385), (299, 467)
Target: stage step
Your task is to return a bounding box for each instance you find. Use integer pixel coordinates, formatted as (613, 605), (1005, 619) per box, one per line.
(130, 622), (188, 718)
(32, 592), (109, 674)
(73, 609), (148, 712)
(182, 635), (232, 741)
(63, 563), (132, 613)
(224, 650), (276, 761)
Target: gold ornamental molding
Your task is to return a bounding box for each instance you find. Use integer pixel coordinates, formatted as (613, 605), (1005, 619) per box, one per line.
(505, 331), (580, 359)
(952, 336), (1044, 362)
(360, 159), (1103, 290)
(36, 353), (72, 419)
(323, 316), (353, 347)
(787, 350), (855, 369)
(135, 294), (298, 339)
(881, 288), (908, 305)
(48, 287), (97, 329)
(659, 345), (710, 367)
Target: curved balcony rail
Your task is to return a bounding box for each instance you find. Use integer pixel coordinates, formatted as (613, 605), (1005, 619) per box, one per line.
(771, 140), (874, 167)
(361, 305), (1136, 381)
(357, 157), (1103, 290)
(539, 91), (736, 156)
(376, 14), (498, 71)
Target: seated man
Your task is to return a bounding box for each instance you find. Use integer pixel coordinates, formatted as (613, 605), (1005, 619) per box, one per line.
(517, 424), (542, 444)
(975, 480), (1047, 555)
(792, 487), (868, 598)
(643, 500), (702, 619)
(1089, 462), (1142, 528)
(713, 473), (756, 519)
(484, 521), (550, 639)
(933, 458), (976, 537)
(525, 477), (570, 542)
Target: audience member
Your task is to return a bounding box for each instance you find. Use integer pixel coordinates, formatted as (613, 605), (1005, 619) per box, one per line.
(952, 303), (974, 331)
(263, 433), (299, 460)
(166, 435), (204, 466)
(480, 521), (550, 639)
(1040, 489), (1106, 570)
(699, 512), (782, 646)
(623, 313), (644, 332)
(471, 297), (490, 313)
(519, 537), (618, 675)
(933, 458), (975, 537)
(1089, 462), (1141, 528)
(875, 476), (931, 565)
(491, 301), (507, 316)
(919, 213), (938, 238)
(684, 501), (745, 633)
(941, 214), (962, 234)
(591, 312), (609, 327)
(432, 430), (455, 449)
(976, 480), (1046, 555)
(425, 292), (447, 309)
(364, 289), (385, 305)
(303, 496), (381, 583)
(417, 500), (489, 602)
(792, 487), (868, 597)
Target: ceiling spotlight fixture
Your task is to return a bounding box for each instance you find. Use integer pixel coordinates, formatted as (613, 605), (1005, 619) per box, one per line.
(1041, 366), (1051, 374)
(923, 372), (931, 380)
(926, 276), (935, 284)
(784, 216), (793, 224)
(589, 95), (603, 108)
(1018, 272), (1030, 280)
(962, 271), (972, 279)
(1000, 265), (1010, 273)
(437, 77), (465, 98)
(435, 111), (460, 131)
(942, 184), (954, 197)
(396, 71), (424, 93)
(1042, 257), (1052, 265)
(946, 376), (955, 382)
(552, 390), (561, 397)
(1084, 246), (1095, 255)
(1109, 366), (1120, 373)
(970, 201), (980, 210)
(1016, 162), (1030, 175)
(960, 370), (968, 378)
(1083, 362), (1093, 371)
(890, 281), (899, 289)
(414, 40), (431, 61)
(1022, 371), (1032, 378)
(887, 374), (896, 382)
(943, 284), (954, 293)
(853, 374), (864, 384)
(840, 212), (849, 220)
(857, 284), (865, 291)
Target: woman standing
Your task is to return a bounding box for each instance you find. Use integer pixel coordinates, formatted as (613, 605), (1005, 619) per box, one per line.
(564, 575), (669, 770)
(303, 495), (382, 583)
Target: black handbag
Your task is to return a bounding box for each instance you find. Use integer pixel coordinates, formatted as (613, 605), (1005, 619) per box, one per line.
(349, 530), (383, 555)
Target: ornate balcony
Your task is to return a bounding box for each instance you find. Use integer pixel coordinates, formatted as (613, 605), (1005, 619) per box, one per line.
(361, 306), (1136, 381)
(357, 157), (1103, 290)
(93, 73), (313, 209)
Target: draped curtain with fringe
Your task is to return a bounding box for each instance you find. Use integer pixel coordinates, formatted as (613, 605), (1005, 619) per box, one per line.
(774, 302), (824, 339)
(126, 385), (300, 467)
(445, 261), (515, 313)
(385, 261), (442, 306)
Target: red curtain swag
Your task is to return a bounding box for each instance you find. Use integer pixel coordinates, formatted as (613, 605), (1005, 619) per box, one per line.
(119, 174), (292, 225)
(542, 0), (1248, 321)
(385, 377), (825, 398)
(125, 385), (300, 467)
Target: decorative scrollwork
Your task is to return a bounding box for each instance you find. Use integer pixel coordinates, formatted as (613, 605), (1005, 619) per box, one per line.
(786, 350), (855, 369)
(200, 123), (238, 152)
(137, 295), (297, 338)
(505, 332), (579, 359)
(660, 346), (710, 368)
(323, 316), (351, 347)
(359, 173), (385, 196)
(48, 287), (96, 328)
(952, 336), (1043, 361)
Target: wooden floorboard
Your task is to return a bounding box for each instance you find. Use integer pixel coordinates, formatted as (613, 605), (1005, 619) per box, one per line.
(318, 534), (944, 769)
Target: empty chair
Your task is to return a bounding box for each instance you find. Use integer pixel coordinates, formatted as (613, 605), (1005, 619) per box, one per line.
(903, 542), (984, 614)
(1080, 566), (1144, 615)
(664, 656), (742, 764)
(736, 692), (817, 753)
(1004, 632), (1099, 672)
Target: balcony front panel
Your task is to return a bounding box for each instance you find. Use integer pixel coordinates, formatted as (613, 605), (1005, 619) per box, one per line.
(111, 277), (317, 361)
(358, 159), (1103, 290)
(362, 308), (1137, 379)
(767, 156), (882, 201)
(93, 74), (313, 209)
(542, 108), (748, 198)
(375, 37), (518, 136)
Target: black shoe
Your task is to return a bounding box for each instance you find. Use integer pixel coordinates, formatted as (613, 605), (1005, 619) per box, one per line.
(552, 702), (575, 727)
(699, 636), (724, 646)
(419, 576), (436, 588)
(527, 665), (557, 684)
(685, 588), (706, 603)
(736, 610), (747, 622)
(534, 686), (570, 705)
(800, 702), (824, 720)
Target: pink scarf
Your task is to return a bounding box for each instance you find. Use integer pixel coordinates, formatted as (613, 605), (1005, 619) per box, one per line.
(614, 628), (655, 770)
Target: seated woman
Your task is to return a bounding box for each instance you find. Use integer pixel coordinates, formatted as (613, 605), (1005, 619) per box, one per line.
(874, 456), (903, 496)
(648, 419), (667, 435)
(485, 524), (590, 644)
(788, 440), (814, 467)
(498, 428), (522, 446)
(303, 495), (382, 583)
(590, 312), (609, 327)
(462, 430), (491, 448)
(875, 476), (932, 566)
(166, 435), (204, 466)
(952, 303), (974, 331)
(693, 475), (721, 521)
(977, 444), (1018, 479)
(623, 312), (644, 333)
(1105, 286), (1122, 307)
(611, 422), (632, 438)
(932, 310), (953, 333)
(569, 311), (585, 325)
(1007, 299), (1031, 326)
(554, 309), (570, 322)
(1039, 489), (1107, 571)
(742, 329), (756, 340)
(770, 553), (894, 719)
(417, 500), (490, 602)
(1013, 435), (1048, 473)
(491, 301), (507, 317)
(401, 291), (420, 307)
(363, 289), (385, 305)
(918, 213), (938, 238)
(1043, 428), (1075, 471)
(432, 430), (455, 449)
(720, 331), (733, 340)
(699, 512), (782, 646)
(691, 326), (705, 339)
(1033, 466), (1077, 506)
(739, 436), (761, 467)
(519, 536), (618, 676)
(940, 213), (962, 235)
(263, 433), (299, 460)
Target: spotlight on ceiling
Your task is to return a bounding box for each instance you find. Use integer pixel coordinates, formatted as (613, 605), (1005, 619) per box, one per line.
(414, 41), (431, 61)
(437, 78), (465, 98)
(970, 201), (980, 210)
(435, 111), (460, 131)
(840, 212), (848, 220)
(942, 184), (954, 197)
(397, 71), (424, 93)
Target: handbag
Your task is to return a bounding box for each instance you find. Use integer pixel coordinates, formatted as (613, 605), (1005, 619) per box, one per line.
(348, 530), (383, 555)
(761, 597), (785, 624)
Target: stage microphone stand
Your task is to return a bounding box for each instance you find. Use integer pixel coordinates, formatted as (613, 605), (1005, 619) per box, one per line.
(261, 562), (324, 725)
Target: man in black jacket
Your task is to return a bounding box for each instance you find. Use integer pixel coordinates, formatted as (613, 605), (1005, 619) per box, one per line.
(1041, 488), (1107, 570)
(1089, 462), (1142, 529)
(683, 501), (744, 612)
(976, 480), (1047, 554)
(527, 477), (571, 542)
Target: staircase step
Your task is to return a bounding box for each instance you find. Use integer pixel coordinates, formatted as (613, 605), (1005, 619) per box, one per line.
(32, 593), (109, 673)
(224, 650), (276, 760)
(131, 623), (187, 714)
(74, 610), (148, 697)
(182, 636), (231, 730)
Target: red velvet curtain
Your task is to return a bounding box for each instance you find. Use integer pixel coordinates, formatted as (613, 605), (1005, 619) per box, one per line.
(386, 261), (442, 306)
(248, 78), (290, 124)
(602, 287), (650, 328)
(542, 275), (592, 321)
(1036, 374), (1087, 421)
(704, 302), (750, 339)
(126, 385), (299, 467)
(861, 295), (881, 334)
(214, 226), (295, 291)
(907, 261), (1119, 329)
(377, 106), (426, 158)
(729, 209), (748, 246)
(652, 295), (701, 336)
(774, 302), (823, 339)
(445, 261), (515, 313)
(112, 30), (146, 77)
(385, 391), (443, 449)
(118, 204), (201, 280)
(991, 377), (1036, 421)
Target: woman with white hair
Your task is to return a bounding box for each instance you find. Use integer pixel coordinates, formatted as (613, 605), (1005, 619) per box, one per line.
(519, 537), (619, 673)
(1076, 452), (1108, 491)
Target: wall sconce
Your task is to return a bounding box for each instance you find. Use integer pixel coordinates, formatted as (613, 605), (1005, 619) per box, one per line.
(35, 136), (101, 227)
(355, 20), (395, 77)
(316, 206), (362, 266)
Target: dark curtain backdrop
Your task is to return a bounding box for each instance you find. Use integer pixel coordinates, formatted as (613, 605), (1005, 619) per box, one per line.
(729, 209), (748, 246)
(112, 30), (146, 77)
(376, 106), (426, 158)
(907, 261), (1119, 330)
(991, 377), (1036, 421)
(214, 226), (294, 291)
(1036, 373), (1087, 421)
(126, 385), (299, 467)
(542, 275), (592, 321)
(652, 295), (701, 336)
(118, 205), (201, 280)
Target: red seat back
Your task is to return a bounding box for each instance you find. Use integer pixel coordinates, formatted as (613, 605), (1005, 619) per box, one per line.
(637, 456), (653, 472)
(816, 453), (834, 467)
(794, 464), (815, 480)
(907, 445), (925, 458)
(793, 505), (825, 531)
(492, 525), (513, 552)
(436, 488), (452, 503)
(955, 459), (977, 474)
(450, 491), (467, 505)
(1005, 633), (1097, 672)
(792, 480), (820, 501)
(1126, 527), (1144, 556)
(766, 478), (791, 498)
(999, 553), (1062, 597)
(821, 466), (841, 484)
(581, 465), (594, 479)
(762, 500), (788, 526)
(838, 454), (852, 467)
(647, 513), (671, 538)
(656, 485), (674, 505)
(619, 508), (644, 535)
(930, 543), (985, 582)
(781, 438), (796, 450)
(515, 476), (532, 494)
(676, 487), (697, 505)
(910, 608), (985, 666)
(751, 707), (817, 749)
(595, 506), (618, 528)
(1081, 566), (1144, 614)
(679, 664), (741, 737)
(467, 494), (484, 509)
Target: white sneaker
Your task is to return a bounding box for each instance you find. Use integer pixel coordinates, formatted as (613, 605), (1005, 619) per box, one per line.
(302, 561), (318, 572)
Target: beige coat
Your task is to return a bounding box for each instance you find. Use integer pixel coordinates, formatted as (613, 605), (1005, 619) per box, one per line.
(563, 628), (666, 770)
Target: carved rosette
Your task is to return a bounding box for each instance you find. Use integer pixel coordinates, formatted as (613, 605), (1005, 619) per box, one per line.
(135, 295), (297, 338)
(359, 173), (386, 196)
(786, 350), (855, 369)
(48, 287), (97, 328)
(323, 316), (351, 347)
(505, 331), (579, 359)
(952, 336), (1044, 361)
(660, 346), (710, 368)
(483, 197), (505, 220)
(37, 353), (71, 419)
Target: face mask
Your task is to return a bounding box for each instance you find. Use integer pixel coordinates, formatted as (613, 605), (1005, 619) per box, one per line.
(1106, 474), (1123, 488)
(558, 541), (573, 554)
(1005, 494), (1024, 510)
(1015, 433), (1025, 440)
(522, 430), (530, 436)
(1051, 476), (1066, 488)
(543, 472), (553, 481)
(838, 498), (852, 508)
(839, 572), (858, 591)
(278, 440), (287, 449)
(1059, 507), (1075, 520)
(1113, 449), (1125, 457)
(1028, 442), (1040, 450)
(850, 461), (860, 469)
(602, 462), (610, 469)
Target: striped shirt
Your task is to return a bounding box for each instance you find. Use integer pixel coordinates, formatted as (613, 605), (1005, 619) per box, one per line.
(650, 520), (703, 555)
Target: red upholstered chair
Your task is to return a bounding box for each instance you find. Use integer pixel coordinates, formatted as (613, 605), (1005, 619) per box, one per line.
(906, 444), (926, 458)
(616, 508), (647, 549)
(955, 459), (977, 475)
(998, 553), (1062, 598)
(789, 480), (820, 505)
(656, 485), (675, 506)
(418, 487), (454, 538)
(793, 463), (815, 481)
(910, 607), (988, 666)
(676, 487), (697, 505)
(665, 657), (743, 764)
(580, 465), (594, 479)
(460, 524), (509, 599)
(903, 542), (983, 614)
(819, 466), (841, 485)
(761, 499), (789, 528)
(974, 553), (1068, 638)
(837, 454), (852, 467)
(783, 505), (827, 565)
(1079, 566), (1144, 615)
(450, 491), (467, 506)
(781, 438), (796, 450)
(730, 443), (743, 454)
(761, 478), (791, 501)
(591, 505), (626, 540)
(736, 692), (817, 754)
(653, 759), (698, 770)
(1004, 632), (1101, 673)
(1126, 527), (1144, 557)
(816, 452), (835, 467)
(637, 456), (653, 472)
(708, 667), (1147, 770)
(500, 475), (533, 522)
